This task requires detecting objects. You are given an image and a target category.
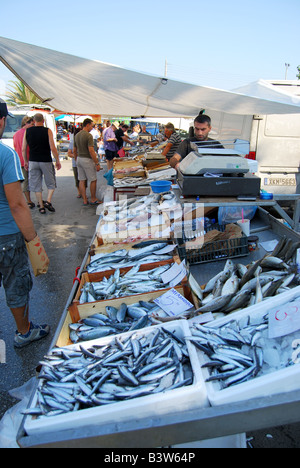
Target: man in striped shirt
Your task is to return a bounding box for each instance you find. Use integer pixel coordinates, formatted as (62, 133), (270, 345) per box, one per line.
(0, 99), (49, 347)
(161, 122), (182, 161)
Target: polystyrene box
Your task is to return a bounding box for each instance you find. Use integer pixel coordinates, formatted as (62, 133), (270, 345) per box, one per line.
(191, 286), (300, 407)
(24, 320), (209, 436)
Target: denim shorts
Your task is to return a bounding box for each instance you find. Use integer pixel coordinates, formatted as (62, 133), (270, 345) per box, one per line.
(0, 232), (33, 308)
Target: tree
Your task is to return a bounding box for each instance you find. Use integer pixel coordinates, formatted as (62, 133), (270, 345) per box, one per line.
(297, 66), (300, 80)
(5, 79), (43, 106)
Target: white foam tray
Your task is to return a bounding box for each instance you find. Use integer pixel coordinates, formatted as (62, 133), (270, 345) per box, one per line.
(24, 320), (209, 436)
(191, 286), (300, 406)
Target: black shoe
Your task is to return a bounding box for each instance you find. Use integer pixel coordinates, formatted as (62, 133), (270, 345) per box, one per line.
(44, 201), (55, 212)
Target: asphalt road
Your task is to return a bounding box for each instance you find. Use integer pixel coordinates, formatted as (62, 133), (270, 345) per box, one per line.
(0, 159), (299, 448)
(0, 159), (102, 420)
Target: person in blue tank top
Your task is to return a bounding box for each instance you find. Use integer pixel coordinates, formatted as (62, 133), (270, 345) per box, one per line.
(0, 99), (50, 348)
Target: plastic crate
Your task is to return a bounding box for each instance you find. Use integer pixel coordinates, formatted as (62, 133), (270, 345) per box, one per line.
(176, 224), (250, 265)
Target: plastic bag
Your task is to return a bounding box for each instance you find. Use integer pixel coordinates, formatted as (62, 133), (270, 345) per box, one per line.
(104, 169), (114, 186)
(0, 378), (37, 448)
(218, 206), (257, 225)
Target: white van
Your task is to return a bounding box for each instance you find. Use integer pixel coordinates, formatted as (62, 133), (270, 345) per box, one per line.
(2, 104), (57, 151)
(203, 80), (300, 194)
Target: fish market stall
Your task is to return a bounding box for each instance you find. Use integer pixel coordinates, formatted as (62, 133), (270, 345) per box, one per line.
(56, 240), (198, 348)
(16, 194), (300, 448)
(96, 191), (181, 245)
(112, 150), (176, 196)
(23, 320), (208, 437)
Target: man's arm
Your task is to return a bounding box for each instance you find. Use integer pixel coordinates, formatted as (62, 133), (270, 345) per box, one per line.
(161, 142), (173, 158)
(22, 130), (28, 170)
(121, 135), (134, 146)
(48, 129), (61, 170)
(4, 181), (36, 242)
(169, 153), (182, 169)
(169, 139), (190, 169)
(73, 142), (77, 160)
(88, 146), (101, 171)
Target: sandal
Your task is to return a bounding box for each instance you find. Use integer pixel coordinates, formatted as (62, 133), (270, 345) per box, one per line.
(39, 207), (46, 214)
(89, 200), (102, 205)
(27, 202), (35, 209)
(44, 201), (56, 212)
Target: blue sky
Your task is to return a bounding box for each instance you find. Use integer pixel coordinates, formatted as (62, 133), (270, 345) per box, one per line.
(0, 0), (299, 97)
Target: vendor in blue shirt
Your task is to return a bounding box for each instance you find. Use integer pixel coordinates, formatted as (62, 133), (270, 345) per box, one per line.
(0, 99), (49, 348)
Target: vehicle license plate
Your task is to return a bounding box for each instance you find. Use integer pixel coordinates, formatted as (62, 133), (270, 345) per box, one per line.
(265, 178), (296, 186)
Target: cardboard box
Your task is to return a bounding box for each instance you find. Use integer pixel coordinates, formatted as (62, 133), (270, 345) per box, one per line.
(56, 283), (195, 348)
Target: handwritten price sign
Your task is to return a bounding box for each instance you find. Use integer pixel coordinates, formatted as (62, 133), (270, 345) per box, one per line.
(269, 298), (300, 339)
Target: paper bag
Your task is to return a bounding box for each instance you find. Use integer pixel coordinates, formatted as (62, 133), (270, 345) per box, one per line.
(25, 235), (49, 277)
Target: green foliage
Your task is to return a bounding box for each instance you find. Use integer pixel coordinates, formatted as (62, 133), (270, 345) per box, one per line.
(5, 80), (43, 106)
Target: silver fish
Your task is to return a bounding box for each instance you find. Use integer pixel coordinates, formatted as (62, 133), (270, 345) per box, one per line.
(222, 274), (239, 296)
(28, 326), (193, 419)
(224, 289), (252, 313)
(195, 294), (234, 313)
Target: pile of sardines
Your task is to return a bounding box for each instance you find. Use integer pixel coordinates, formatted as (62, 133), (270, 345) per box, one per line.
(188, 306), (299, 389)
(86, 241), (173, 274)
(70, 301), (167, 343)
(193, 237), (300, 316)
(24, 327), (193, 418)
(80, 263), (176, 303)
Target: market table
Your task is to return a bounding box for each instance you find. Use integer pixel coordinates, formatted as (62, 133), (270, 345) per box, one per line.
(16, 207), (300, 448)
(175, 191), (300, 232)
(17, 389), (300, 448)
(113, 185), (140, 201)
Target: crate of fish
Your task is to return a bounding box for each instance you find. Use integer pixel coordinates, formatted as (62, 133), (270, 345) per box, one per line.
(187, 286), (300, 407)
(176, 223), (249, 265)
(84, 240), (177, 274)
(74, 261), (187, 305)
(23, 320), (209, 436)
(56, 284), (196, 348)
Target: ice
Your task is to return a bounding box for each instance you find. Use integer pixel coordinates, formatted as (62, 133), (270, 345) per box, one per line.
(262, 346), (281, 369)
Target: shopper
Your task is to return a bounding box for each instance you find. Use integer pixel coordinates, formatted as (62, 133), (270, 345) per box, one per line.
(0, 99), (49, 347)
(22, 113), (61, 214)
(115, 123), (134, 157)
(13, 116), (35, 208)
(68, 129), (88, 198)
(103, 121), (119, 170)
(73, 118), (101, 206)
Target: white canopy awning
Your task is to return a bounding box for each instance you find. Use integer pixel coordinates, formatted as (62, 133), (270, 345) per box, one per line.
(1, 36), (300, 117)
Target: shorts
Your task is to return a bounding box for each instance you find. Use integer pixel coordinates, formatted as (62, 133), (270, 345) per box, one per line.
(72, 167), (87, 188)
(21, 167), (29, 193)
(29, 161), (57, 192)
(0, 232), (33, 308)
(77, 157), (97, 182)
(105, 149), (118, 161)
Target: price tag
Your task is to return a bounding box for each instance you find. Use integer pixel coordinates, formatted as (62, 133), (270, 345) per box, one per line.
(161, 262), (181, 284)
(268, 298), (300, 339)
(153, 289), (194, 317)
